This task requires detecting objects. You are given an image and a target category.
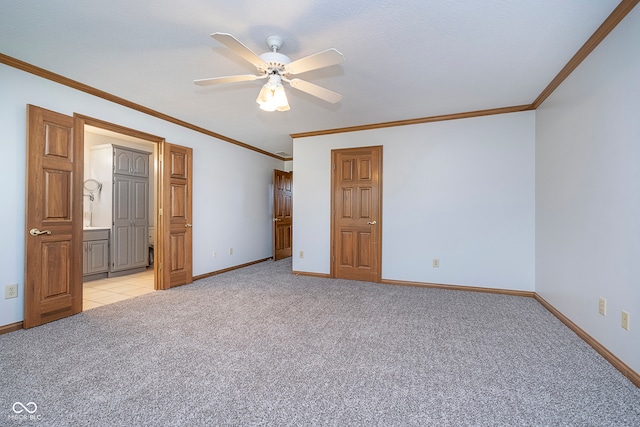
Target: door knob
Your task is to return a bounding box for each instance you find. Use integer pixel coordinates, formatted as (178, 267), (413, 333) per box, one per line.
(185, 223), (193, 228)
(367, 221), (377, 225)
(29, 228), (52, 236)
(273, 218), (282, 222)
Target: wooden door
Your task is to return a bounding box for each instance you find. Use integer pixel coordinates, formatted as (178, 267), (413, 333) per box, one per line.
(159, 142), (193, 289)
(331, 146), (382, 282)
(24, 105), (82, 328)
(273, 170), (292, 261)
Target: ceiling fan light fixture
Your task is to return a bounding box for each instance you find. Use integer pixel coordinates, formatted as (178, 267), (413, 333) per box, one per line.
(256, 74), (290, 112)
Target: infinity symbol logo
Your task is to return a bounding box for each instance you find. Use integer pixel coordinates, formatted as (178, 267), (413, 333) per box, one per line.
(12, 402), (38, 414)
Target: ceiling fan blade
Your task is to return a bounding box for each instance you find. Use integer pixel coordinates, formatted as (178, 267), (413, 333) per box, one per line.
(288, 78), (343, 103)
(211, 32), (267, 69)
(193, 74), (259, 86)
(285, 48), (344, 75)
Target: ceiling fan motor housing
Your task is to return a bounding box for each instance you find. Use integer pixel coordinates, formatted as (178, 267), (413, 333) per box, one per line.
(259, 51), (291, 74)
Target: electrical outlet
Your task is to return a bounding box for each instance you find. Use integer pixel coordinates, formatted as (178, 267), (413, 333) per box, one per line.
(212, 250), (217, 258)
(299, 251), (304, 259)
(229, 248), (233, 255)
(5, 284), (18, 299)
(622, 311), (630, 331)
(432, 258), (440, 268)
(598, 297), (606, 316)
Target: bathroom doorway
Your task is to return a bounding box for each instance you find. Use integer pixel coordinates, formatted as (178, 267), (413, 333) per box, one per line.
(81, 122), (160, 310)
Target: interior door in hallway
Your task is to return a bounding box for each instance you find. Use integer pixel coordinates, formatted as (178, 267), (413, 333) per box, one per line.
(24, 105), (82, 328)
(273, 170), (292, 261)
(331, 146), (382, 282)
(159, 142), (193, 289)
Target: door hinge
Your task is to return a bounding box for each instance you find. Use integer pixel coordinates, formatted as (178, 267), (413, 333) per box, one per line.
(159, 208), (163, 216)
(159, 262), (162, 270)
(333, 163), (336, 171)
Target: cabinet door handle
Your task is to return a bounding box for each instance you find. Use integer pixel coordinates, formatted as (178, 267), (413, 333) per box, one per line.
(185, 223), (193, 228)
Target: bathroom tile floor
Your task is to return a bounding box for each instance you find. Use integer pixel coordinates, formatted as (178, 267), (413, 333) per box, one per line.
(83, 269), (155, 310)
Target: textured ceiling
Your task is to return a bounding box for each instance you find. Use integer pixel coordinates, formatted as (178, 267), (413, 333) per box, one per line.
(0, 0), (621, 158)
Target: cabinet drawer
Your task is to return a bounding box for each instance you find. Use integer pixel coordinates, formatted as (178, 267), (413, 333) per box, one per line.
(84, 229), (110, 241)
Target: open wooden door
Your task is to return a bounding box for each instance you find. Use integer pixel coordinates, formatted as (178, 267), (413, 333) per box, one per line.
(24, 105), (83, 328)
(331, 146), (382, 282)
(158, 142), (193, 289)
(273, 170), (292, 261)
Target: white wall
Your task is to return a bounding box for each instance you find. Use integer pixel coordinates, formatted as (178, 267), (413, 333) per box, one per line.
(536, 6), (640, 373)
(0, 63), (282, 327)
(293, 111), (535, 291)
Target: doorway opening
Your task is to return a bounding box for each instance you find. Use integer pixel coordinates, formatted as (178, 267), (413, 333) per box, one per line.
(81, 122), (161, 311)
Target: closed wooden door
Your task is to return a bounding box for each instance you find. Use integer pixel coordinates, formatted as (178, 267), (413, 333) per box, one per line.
(331, 146), (382, 282)
(159, 142), (193, 288)
(24, 105), (82, 328)
(273, 170), (292, 261)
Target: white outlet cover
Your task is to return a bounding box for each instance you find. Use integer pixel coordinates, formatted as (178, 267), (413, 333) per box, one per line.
(5, 284), (18, 299)
(622, 311), (630, 330)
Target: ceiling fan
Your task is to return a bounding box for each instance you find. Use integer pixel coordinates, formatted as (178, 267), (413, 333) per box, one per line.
(194, 33), (344, 111)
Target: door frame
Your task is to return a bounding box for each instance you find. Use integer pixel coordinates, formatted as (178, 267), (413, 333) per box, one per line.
(75, 114), (167, 290)
(330, 145), (383, 282)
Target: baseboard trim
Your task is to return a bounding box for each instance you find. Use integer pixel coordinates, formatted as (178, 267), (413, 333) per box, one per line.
(292, 271), (332, 279)
(382, 278), (535, 298)
(0, 321), (23, 335)
(534, 294), (640, 388)
(192, 258), (272, 281)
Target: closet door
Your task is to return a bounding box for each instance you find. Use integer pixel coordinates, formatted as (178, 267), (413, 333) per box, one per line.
(112, 174), (149, 271)
(113, 147), (133, 175)
(132, 151), (150, 177)
(112, 175), (133, 271)
(113, 147), (149, 177)
(131, 177), (149, 267)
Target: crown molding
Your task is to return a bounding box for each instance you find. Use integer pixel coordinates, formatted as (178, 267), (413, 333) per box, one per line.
(531, 0), (640, 109)
(290, 105), (532, 139)
(0, 53), (285, 161)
